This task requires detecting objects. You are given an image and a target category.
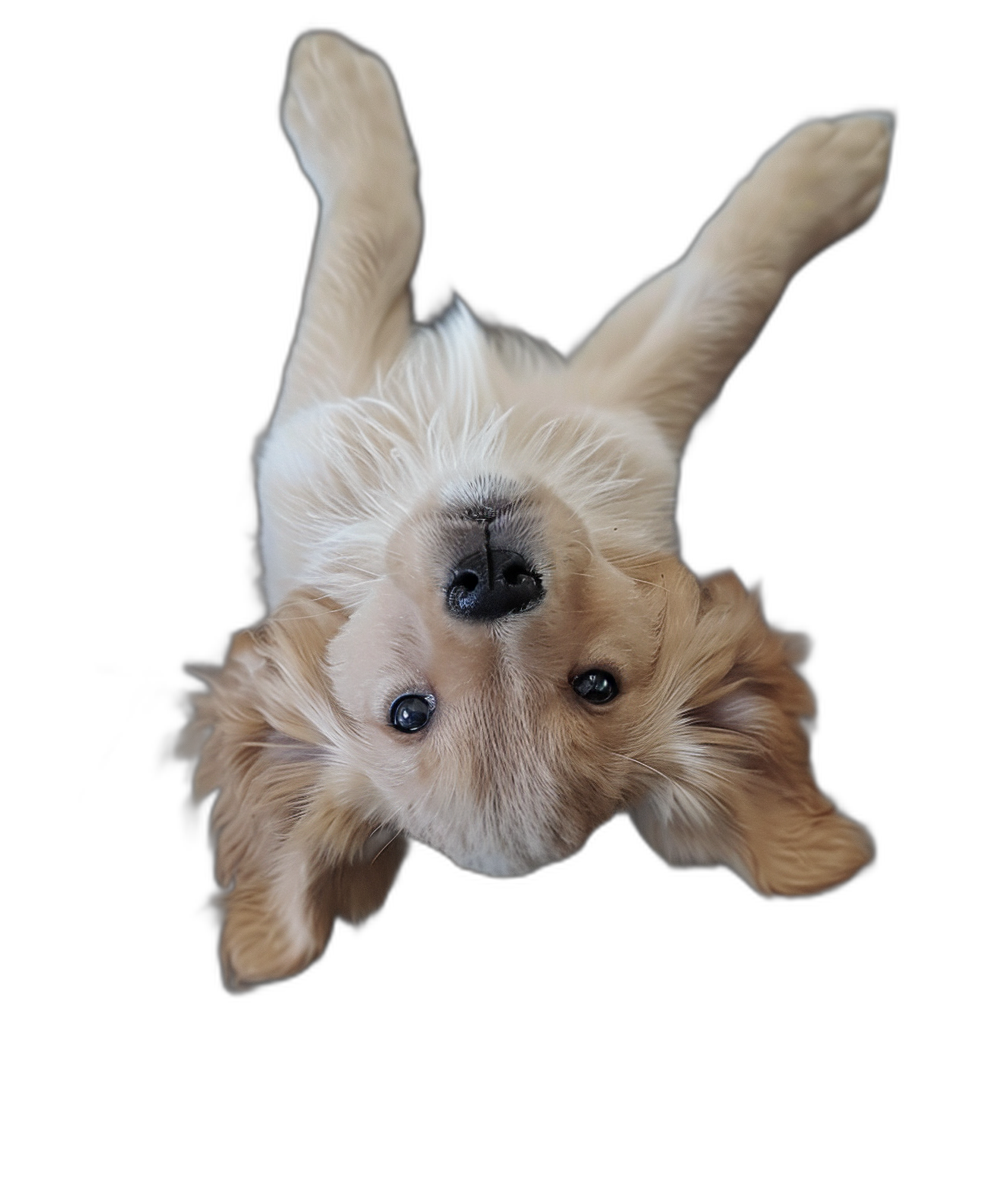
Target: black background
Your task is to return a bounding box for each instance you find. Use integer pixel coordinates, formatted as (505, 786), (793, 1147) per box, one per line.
(80, 13), (947, 1056)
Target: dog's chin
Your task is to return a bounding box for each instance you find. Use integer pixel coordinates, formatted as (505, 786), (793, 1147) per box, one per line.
(440, 843), (575, 880)
(417, 803), (596, 879)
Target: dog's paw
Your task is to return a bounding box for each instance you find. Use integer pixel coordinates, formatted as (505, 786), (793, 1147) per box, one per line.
(282, 31), (415, 203)
(762, 113), (895, 255)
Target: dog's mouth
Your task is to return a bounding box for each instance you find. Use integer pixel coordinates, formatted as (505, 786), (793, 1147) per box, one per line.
(440, 483), (546, 621)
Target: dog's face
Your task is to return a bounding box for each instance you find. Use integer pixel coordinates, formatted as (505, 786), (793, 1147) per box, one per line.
(189, 448), (875, 989)
(325, 476), (678, 874)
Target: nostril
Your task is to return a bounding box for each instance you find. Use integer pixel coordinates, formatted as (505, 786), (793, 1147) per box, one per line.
(502, 561), (534, 587)
(447, 568), (482, 616)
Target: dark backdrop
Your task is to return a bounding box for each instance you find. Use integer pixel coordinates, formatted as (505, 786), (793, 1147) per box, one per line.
(86, 13), (938, 1056)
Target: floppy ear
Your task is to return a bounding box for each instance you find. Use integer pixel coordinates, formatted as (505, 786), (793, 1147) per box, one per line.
(570, 113), (893, 450)
(631, 570), (873, 895)
(180, 591), (405, 989)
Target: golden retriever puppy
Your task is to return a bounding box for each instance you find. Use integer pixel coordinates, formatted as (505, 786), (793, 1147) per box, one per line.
(183, 31), (893, 988)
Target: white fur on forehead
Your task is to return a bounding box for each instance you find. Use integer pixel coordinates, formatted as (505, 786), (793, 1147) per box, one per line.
(257, 301), (677, 610)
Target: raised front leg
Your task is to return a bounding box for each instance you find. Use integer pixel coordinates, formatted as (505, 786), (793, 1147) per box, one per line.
(571, 113), (894, 448)
(274, 32), (423, 423)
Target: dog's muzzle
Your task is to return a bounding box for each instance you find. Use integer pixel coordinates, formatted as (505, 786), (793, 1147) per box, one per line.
(443, 500), (543, 620)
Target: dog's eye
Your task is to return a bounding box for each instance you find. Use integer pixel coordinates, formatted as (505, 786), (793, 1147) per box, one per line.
(389, 694), (435, 733)
(571, 669), (619, 705)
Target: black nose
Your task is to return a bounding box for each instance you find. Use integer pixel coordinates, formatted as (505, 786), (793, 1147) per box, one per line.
(446, 548), (544, 620)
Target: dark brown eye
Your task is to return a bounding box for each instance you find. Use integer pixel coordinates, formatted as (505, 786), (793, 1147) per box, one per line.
(571, 669), (619, 705)
(389, 694), (435, 732)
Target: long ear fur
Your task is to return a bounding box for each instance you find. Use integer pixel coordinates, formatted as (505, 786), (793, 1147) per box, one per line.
(180, 591), (405, 989)
(632, 569), (873, 895)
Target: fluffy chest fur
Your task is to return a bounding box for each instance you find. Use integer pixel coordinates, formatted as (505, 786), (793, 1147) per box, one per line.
(257, 305), (677, 613)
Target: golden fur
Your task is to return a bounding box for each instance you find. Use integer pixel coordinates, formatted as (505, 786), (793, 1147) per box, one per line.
(183, 32), (891, 987)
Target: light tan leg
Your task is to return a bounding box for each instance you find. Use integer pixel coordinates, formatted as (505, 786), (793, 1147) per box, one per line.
(571, 114), (894, 448)
(273, 32), (423, 424)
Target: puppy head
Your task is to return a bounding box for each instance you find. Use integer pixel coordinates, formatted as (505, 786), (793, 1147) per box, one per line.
(189, 538), (871, 986)
(325, 477), (673, 873)
(318, 481), (871, 891)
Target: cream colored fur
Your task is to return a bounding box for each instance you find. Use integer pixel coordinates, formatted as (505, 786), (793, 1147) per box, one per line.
(184, 31), (892, 988)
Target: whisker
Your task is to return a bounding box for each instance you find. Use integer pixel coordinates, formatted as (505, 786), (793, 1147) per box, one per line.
(370, 829), (403, 864)
(613, 751), (670, 783)
(628, 576), (666, 590)
(271, 610), (346, 621)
